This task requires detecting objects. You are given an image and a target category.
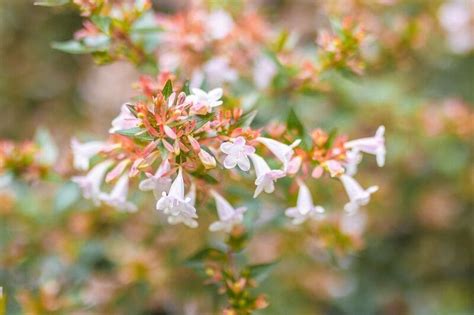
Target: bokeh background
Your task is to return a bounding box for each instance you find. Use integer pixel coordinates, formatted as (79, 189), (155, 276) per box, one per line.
(1, 0), (473, 314)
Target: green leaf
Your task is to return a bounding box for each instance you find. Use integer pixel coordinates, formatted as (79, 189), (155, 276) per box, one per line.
(235, 110), (258, 128)
(34, 0), (69, 6)
(184, 247), (226, 268)
(247, 261), (278, 283)
(115, 127), (154, 141)
(162, 80), (173, 98)
(286, 107), (305, 137)
(91, 15), (111, 34)
(35, 128), (58, 165)
(54, 181), (80, 212)
(52, 40), (94, 54)
(324, 128), (338, 149)
(183, 80), (191, 95)
(190, 172), (218, 184)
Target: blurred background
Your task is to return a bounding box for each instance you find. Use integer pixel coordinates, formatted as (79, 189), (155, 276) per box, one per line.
(0, 0), (473, 314)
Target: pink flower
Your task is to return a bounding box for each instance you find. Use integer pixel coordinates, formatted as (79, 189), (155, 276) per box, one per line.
(72, 160), (113, 205)
(156, 169), (198, 228)
(206, 10), (234, 40)
(345, 126), (385, 167)
(256, 137), (301, 170)
(209, 190), (247, 232)
(285, 180), (325, 224)
(139, 159), (172, 199)
(249, 153), (285, 198)
(220, 137), (255, 171)
(100, 174), (137, 212)
(71, 138), (109, 171)
(109, 104), (141, 134)
(340, 175), (378, 213)
(188, 88), (223, 115)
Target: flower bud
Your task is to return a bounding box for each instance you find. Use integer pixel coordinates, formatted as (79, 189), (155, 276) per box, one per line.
(198, 149), (216, 169)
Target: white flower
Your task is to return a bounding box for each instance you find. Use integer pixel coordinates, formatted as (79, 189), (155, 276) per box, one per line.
(285, 181), (325, 224)
(156, 168), (198, 228)
(323, 160), (345, 177)
(206, 10), (235, 40)
(249, 154), (285, 198)
(109, 104), (141, 134)
(253, 55), (277, 89)
(139, 159), (172, 199)
(188, 88), (223, 114)
(209, 190), (247, 232)
(100, 174), (137, 212)
(220, 136), (255, 171)
(438, 0), (474, 54)
(72, 160), (113, 205)
(340, 174), (378, 213)
(71, 138), (108, 171)
(344, 149), (362, 176)
(202, 57), (238, 87)
(344, 125), (385, 167)
(256, 137), (301, 170)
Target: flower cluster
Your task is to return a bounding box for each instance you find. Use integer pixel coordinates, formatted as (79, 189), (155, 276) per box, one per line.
(72, 74), (385, 231)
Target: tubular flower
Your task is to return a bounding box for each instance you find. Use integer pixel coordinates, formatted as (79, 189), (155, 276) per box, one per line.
(340, 174), (378, 213)
(256, 137), (301, 170)
(139, 159), (172, 198)
(100, 174), (137, 212)
(249, 153), (285, 198)
(209, 190), (247, 232)
(71, 139), (109, 171)
(285, 180), (325, 224)
(188, 88), (223, 115)
(345, 126), (385, 167)
(72, 160), (113, 205)
(220, 137), (255, 171)
(109, 104), (141, 134)
(156, 168), (198, 228)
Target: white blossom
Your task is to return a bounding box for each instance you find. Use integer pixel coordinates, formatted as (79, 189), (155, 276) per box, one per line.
(202, 57), (238, 87)
(220, 136), (255, 171)
(344, 149), (363, 176)
(139, 159), (172, 199)
(249, 153), (285, 198)
(100, 174), (137, 212)
(285, 181), (325, 224)
(209, 190), (247, 232)
(253, 55), (277, 89)
(340, 174), (378, 213)
(72, 160), (113, 205)
(206, 10), (235, 40)
(71, 138), (109, 171)
(256, 137), (301, 170)
(344, 125), (385, 167)
(156, 169), (198, 228)
(109, 104), (141, 134)
(188, 88), (223, 114)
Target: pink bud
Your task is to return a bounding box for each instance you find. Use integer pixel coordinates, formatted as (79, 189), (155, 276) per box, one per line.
(312, 166), (324, 178)
(198, 149), (217, 169)
(163, 125), (177, 139)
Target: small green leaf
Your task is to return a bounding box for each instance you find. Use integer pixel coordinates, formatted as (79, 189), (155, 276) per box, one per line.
(324, 128), (338, 149)
(91, 15), (111, 34)
(247, 261), (278, 283)
(34, 0), (68, 6)
(115, 127), (154, 141)
(183, 80), (191, 95)
(162, 80), (173, 98)
(286, 107), (305, 137)
(52, 40), (93, 54)
(190, 172), (218, 184)
(235, 110), (258, 129)
(184, 247), (226, 268)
